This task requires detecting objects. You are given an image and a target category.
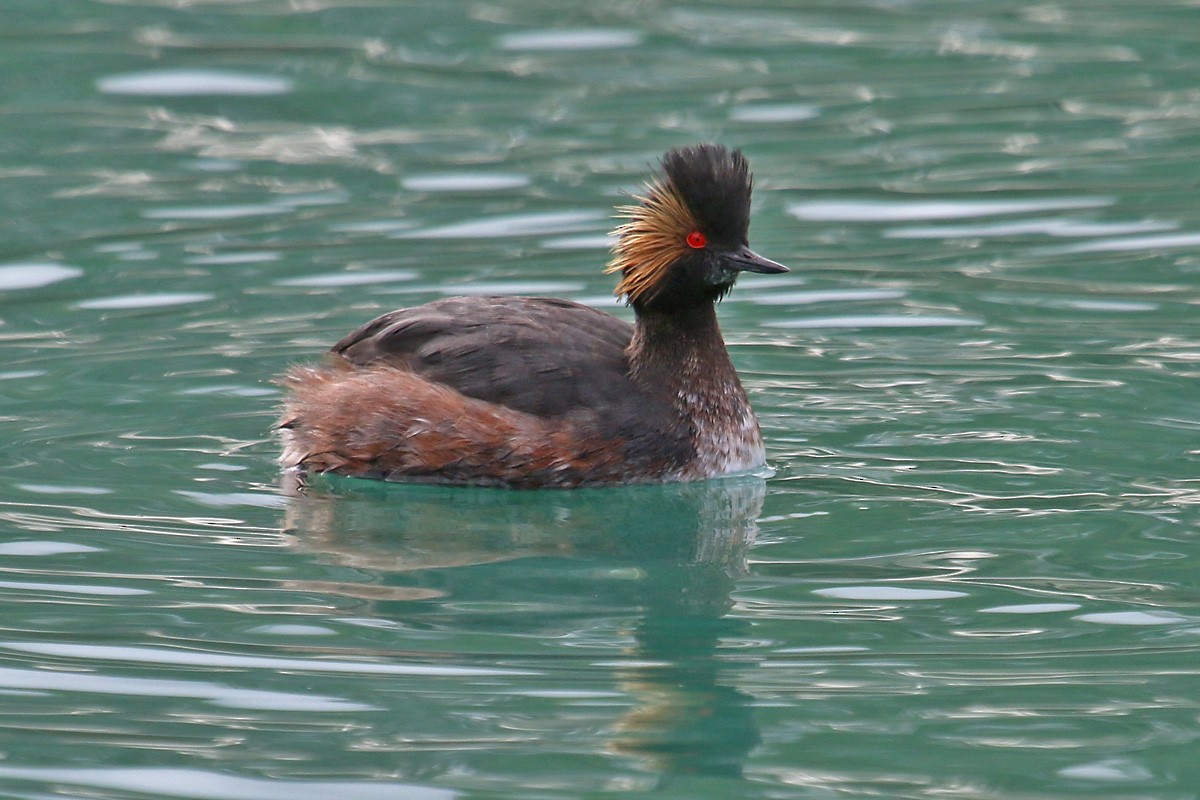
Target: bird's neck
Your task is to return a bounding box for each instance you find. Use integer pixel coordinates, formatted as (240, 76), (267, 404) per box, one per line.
(628, 303), (732, 383)
(628, 303), (764, 477)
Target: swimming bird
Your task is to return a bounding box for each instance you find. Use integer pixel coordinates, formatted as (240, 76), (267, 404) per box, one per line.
(278, 144), (787, 488)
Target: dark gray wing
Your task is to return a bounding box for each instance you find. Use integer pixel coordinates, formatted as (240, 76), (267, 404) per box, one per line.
(331, 296), (638, 418)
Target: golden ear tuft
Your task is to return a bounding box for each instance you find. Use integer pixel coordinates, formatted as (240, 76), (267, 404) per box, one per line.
(605, 180), (699, 304)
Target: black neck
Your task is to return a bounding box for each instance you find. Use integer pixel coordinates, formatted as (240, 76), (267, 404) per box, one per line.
(627, 302), (739, 401)
(633, 302), (722, 343)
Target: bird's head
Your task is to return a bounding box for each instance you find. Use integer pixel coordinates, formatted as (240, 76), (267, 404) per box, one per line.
(607, 144), (787, 312)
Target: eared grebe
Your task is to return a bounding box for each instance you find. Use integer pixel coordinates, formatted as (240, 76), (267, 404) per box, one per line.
(279, 144), (787, 488)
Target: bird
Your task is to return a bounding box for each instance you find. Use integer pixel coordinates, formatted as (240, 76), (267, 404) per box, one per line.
(278, 143), (787, 489)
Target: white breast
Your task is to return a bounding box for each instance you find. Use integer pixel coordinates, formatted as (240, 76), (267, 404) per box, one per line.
(675, 379), (766, 479)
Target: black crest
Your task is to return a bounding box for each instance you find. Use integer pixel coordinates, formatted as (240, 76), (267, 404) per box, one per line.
(661, 144), (753, 244)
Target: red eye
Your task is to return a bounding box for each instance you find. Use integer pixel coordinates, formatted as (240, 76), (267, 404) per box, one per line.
(686, 230), (707, 249)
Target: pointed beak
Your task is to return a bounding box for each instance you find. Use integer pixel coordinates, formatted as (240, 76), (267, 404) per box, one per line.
(726, 247), (789, 274)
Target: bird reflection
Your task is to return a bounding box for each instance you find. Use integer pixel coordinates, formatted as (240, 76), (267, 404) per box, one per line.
(281, 475), (765, 779)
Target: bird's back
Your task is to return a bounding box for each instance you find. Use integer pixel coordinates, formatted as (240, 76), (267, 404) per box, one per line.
(330, 296), (638, 418)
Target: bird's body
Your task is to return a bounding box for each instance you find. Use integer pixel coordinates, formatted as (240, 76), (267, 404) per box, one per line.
(279, 144), (786, 488)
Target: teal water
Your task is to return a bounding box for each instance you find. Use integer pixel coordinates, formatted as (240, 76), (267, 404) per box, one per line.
(2, 1), (1198, 797)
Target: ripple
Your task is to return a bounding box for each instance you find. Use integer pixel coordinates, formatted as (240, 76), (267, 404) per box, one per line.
(277, 269), (418, 287)
(0, 541), (102, 556)
(401, 173), (530, 192)
(185, 158), (242, 172)
(434, 280), (586, 296)
(766, 314), (984, 329)
(1074, 610), (1188, 626)
(397, 210), (606, 239)
(115, 248), (159, 261)
(978, 603), (1081, 614)
(76, 293), (214, 310)
(0, 263), (83, 291)
(332, 219), (416, 234)
(498, 28), (642, 51)
(979, 293), (1156, 311)
(748, 289), (905, 306)
(1058, 758), (1155, 783)
(17, 483), (112, 495)
(813, 586), (968, 601)
(248, 624), (337, 636)
(981, 295), (1160, 313)
(177, 385), (277, 398)
(186, 252), (281, 265)
(885, 218), (1175, 239)
(1, 642), (534, 677)
(739, 274), (805, 289)
(96, 69), (294, 97)
(143, 204), (289, 220)
(175, 490), (289, 509)
(1059, 299), (1159, 312)
(787, 196), (1112, 222)
(730, 103), (820, 123)
(0, 666), (370, 713)
(0, 580), (149, 597)
(277, 191), (348, 208)
(540, 234), (615, 250)
(0, 767), (453, 800)
(1057, 231), (1200, 253)
(197, 462), (247, 472)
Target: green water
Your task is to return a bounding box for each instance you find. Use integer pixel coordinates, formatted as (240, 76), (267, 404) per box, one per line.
(2, 1), (1198, 797)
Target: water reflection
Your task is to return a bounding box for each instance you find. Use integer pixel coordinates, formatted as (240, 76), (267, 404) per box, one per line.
(282, 476), (766, 779)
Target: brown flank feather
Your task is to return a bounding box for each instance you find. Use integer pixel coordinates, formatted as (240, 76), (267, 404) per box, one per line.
(606, 179), (698, 304)
(278, 363), (656, 488)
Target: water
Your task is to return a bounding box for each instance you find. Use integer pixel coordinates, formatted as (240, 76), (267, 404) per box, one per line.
(2, 1), (1198, 797)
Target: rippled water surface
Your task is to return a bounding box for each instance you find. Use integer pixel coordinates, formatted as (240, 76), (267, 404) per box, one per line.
(3, 1), (1198, 797)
